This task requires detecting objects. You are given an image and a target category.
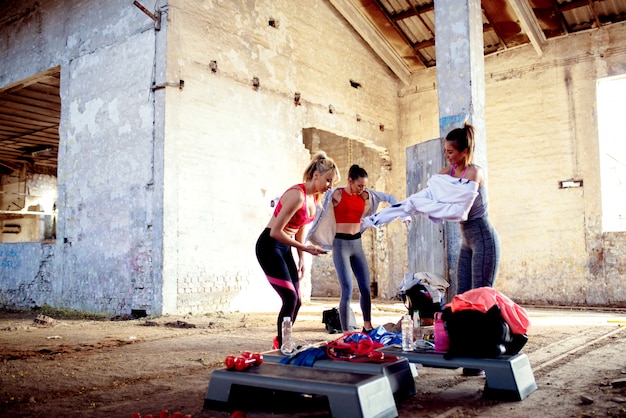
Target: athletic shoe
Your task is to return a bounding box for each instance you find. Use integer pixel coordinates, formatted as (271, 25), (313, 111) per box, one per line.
(272, 336), (279, 350)
(462, 368), (485, 377)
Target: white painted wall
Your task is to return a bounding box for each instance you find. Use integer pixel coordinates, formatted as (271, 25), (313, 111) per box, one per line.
(163, 0), (404, 313)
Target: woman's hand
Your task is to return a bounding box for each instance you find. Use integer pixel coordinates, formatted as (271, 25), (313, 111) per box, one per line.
(298, 256), (306, 280)
(303, 245), (328, 256)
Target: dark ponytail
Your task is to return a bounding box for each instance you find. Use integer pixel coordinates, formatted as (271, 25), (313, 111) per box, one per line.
(348, 164), (368, 181)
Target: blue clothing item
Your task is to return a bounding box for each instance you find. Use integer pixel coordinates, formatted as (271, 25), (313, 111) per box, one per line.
(332, 234), (371, 331)
(457, 216), (501, 294)
(367, 325), (402, 346)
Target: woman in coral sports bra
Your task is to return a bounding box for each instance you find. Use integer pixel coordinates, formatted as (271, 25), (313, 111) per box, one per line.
(256, 151), (340, 349)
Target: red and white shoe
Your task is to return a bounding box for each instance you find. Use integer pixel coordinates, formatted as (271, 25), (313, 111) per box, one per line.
(272, 336), (279, 350)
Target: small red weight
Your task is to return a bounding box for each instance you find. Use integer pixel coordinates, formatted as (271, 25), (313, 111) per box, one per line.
(234, 356), (252, 371)
(224, 355), (237, 369)
(251, 353), (263, 365)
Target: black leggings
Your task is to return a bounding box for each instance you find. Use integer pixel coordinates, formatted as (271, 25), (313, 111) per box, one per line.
(255, 228), (301, 345)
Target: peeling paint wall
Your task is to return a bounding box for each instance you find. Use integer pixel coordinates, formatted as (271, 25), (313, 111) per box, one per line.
(163, 0), (404, 313)
(0, 243), (54, 309)
(399, 23), (626, 306)
(0, 0), (162, 314)
(0, 0), (405, 315)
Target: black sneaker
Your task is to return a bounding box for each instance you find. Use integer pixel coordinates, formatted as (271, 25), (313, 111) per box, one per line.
(462, 368), (485, 377)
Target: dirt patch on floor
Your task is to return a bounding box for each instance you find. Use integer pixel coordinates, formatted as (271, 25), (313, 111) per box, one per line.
(1, 299), (626, 418)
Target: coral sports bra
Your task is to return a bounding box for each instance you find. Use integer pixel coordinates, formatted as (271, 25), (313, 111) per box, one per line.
(273, 184), (317, 230)
(334, 188), (365, 223)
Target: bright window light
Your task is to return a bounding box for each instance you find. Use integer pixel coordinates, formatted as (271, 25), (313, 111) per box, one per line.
(597, 75), (626, 232)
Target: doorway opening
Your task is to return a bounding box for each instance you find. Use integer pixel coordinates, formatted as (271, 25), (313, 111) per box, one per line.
(302, 128), (393, 299)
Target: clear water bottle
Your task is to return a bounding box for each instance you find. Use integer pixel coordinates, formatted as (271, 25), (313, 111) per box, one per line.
(280, 316), (297, 355)
(401, 314), (414, 351)
(413, 310), (421, 343)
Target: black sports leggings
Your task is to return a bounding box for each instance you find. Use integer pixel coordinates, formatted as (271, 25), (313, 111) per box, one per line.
(255, 228), (301, 345)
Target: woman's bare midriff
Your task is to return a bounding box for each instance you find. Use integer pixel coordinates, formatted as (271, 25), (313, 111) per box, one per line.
(335, 222), (361, 235)
(265, 220), (298, 237)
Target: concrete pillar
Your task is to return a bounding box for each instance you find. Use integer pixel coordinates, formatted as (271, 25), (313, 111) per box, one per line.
(434, 0), (487, 298)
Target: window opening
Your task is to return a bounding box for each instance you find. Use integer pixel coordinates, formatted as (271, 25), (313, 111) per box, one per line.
(0, 68), (59, 243)
(597, 74), (626, 232)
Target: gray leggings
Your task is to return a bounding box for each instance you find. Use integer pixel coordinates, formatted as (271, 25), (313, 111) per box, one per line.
(457, 216), (501, 294)
(332, 234), (371, 331)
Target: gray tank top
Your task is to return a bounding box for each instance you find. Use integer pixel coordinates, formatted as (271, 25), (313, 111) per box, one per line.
(451, 164), (488, 222)
(464, 184), (488, 222)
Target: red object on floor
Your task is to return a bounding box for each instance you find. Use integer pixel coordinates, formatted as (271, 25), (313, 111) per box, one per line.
(272, 336), (279, 349)
(131, 412), (192, 418)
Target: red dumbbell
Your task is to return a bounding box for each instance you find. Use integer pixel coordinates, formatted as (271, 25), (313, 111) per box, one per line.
(239, 351), (263, 365)
(224, 355), (237, 369)
(234, 353), (263, 370)
(250, 353), (263, 365)
(225, 353), (263, 370)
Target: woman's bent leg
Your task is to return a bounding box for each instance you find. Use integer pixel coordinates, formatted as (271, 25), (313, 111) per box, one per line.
(256, 229), (301, 345)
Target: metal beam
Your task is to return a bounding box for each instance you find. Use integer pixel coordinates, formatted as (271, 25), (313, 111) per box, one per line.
(508, 0), (547, 57)
(329, 0), (412, 85)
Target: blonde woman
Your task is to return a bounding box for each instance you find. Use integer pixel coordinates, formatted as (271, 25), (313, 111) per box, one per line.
(256, 151), (340, 348)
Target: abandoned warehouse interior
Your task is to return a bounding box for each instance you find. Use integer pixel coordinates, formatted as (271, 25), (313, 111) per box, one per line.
(0, 0), (625, 317)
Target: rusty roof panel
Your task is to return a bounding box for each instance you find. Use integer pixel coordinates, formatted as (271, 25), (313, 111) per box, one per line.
(417, 45), (436, 68)
(562, 0), (626, 32)
(345, 0), (626, 72)
(400, 12), (435, 44)
(483, 30), (505, 54)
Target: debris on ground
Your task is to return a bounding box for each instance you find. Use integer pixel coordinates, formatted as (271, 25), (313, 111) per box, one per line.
(164, 320), (196, 329)
(33, 314), (56, 327)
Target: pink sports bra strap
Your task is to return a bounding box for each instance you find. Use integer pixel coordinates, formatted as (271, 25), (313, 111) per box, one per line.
(451, 164), (468, 179)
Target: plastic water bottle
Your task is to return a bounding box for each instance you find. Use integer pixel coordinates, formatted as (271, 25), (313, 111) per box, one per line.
(412, 310), (421, 343)
(401, 314), (414, 351)
(280, 317), (297, 355)
(434, 311), (450, 352)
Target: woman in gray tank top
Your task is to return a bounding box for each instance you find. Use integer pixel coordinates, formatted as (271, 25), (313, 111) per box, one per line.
(439, 123), (501, 377)
(439, 124), (501, 295)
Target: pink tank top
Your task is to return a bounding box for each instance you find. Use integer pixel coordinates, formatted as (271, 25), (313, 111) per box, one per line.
(273, 184), (317, 230)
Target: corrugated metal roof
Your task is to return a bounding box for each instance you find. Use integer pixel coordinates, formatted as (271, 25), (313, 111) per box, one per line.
(353, 0), (626, 69)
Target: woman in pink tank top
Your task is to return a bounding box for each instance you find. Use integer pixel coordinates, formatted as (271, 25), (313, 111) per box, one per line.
(256, 151), (340, 349)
